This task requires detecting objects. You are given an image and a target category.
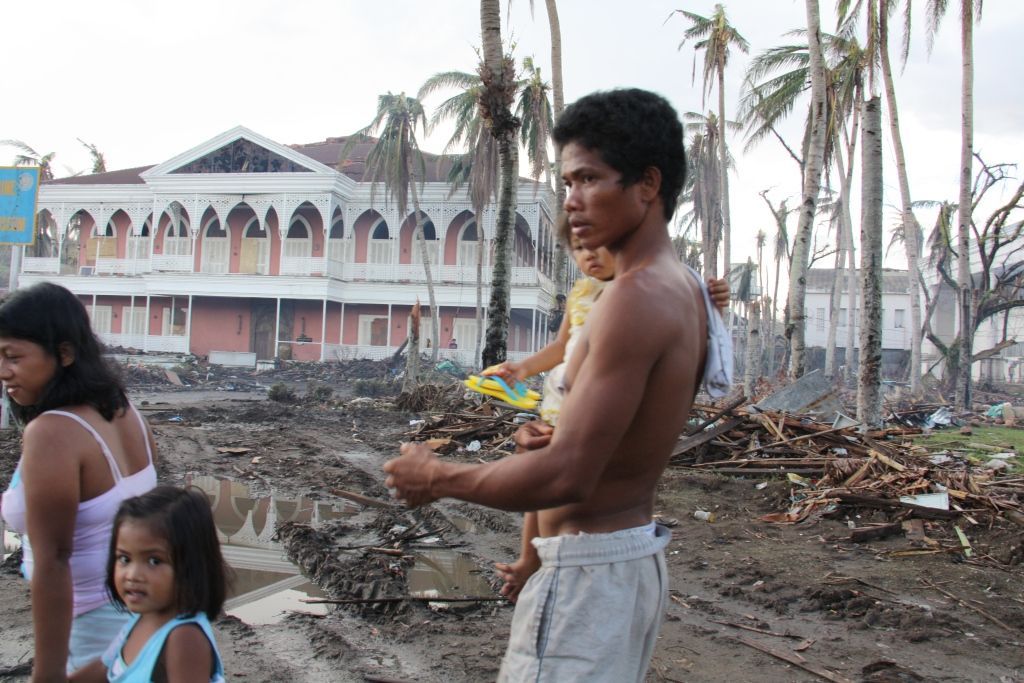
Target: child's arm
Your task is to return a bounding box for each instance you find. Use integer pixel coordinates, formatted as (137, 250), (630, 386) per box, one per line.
(484, 306), (572, 381)
(68, 660), (107, 683)
(494, 512), (541, 603)
(162, 623), (214, 682)
(707, 277), (730, 314)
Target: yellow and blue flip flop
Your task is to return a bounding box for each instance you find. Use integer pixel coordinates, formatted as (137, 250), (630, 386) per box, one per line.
(463, 373), (540, 411)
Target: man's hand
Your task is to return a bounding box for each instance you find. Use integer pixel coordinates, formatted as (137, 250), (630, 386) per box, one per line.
(383, 442), (443, 507)
(707, 277), (730, 313)
(494, 556), (541, 603)
(514, 420), (553, 452)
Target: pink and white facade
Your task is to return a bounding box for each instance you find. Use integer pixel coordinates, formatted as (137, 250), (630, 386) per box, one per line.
(19, 127), (563, 367)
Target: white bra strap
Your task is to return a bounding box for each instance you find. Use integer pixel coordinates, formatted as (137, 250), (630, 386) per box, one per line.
(43, 410), (123, 483)
(129, 404), (154, 466)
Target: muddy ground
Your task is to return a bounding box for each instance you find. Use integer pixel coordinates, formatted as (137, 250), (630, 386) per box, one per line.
(2, 364), (1023, 682)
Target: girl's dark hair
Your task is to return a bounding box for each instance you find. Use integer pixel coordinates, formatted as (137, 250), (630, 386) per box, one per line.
(106, 486), (228, 620)
(0, 282), (127, 423)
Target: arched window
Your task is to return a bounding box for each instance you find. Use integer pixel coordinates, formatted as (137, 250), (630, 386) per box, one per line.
(239, 217), (269, 274)
(368, 219), (391, 264)
(162, 214), (191, 256)
(90, 220), (117, 261)
(457, 220), (483, 266)
(411, 219), (439, 265)
(328, 217), (347, 262)
(200, 218), (229, 273)
(128, 219), (152, 261)
(283, 216), (313, 261)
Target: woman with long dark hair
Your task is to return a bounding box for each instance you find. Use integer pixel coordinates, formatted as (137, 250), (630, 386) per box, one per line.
(0, 283), (157, 677)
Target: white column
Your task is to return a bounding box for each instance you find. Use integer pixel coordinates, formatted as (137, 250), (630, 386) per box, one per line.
(531, 308), (537, 353)
(320, 298), (327, 361)
(144, 296), (151, 351)
(185, 295), (193, 355)
(8, 246), (22, 290)
(386, 303), (393, 348)
(274, 298), (281, 360)
(340, 302), (346, 348)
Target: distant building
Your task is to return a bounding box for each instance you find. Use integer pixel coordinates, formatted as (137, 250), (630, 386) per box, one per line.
(919, 226), (1024, 383)
(17, 127), (562, 367)
(802, 268), (912, 377)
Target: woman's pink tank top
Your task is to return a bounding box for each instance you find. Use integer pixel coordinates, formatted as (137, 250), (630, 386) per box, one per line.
(1, 405), (157, 616)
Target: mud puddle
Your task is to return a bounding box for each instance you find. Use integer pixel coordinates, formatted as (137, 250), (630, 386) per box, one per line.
(186, 474), (359, 624)
(407, 548), (493, 598)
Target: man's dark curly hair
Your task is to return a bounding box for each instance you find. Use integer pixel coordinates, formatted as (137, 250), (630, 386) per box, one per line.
(553, 89), (686, 220)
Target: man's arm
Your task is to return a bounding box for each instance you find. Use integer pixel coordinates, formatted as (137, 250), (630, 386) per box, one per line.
(385, 280), (666, 510)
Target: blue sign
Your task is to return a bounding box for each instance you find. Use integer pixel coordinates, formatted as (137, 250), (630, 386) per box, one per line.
(0, 167), (39, 245)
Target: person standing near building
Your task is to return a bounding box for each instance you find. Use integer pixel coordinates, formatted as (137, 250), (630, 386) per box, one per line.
(0, 283), (158, 676)
(384, 88), (708, 682)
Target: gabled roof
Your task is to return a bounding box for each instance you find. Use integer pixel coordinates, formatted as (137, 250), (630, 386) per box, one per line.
(289, 137), (458, 183)
(141, 126), (336, 178)
(47, 165), (153, 185)
(42, 130), (462, 186)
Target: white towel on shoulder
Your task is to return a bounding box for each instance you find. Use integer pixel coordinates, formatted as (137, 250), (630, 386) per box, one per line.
(684, 264), (733, 397)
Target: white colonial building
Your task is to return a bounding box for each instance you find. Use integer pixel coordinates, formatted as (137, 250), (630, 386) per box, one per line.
(16, 127), (564, 367)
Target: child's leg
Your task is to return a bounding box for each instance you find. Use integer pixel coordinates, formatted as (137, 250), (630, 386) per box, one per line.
(495, 512), (541, 603)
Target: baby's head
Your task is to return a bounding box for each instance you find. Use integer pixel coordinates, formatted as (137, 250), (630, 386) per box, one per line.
(556, 213), (615, 282)
(107, 486), (228, 620)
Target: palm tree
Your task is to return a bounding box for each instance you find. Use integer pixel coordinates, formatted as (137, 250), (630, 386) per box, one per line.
(517, 57), (555, 187)
(837, 0), (926, 396)
(670, 4), (749, 282)
(682, 111), (741, 281)
(760, 191), (793, 375)
(740, 23), (868, 379)
(744, 299), (762, 397)
(421, 53), (555, 367)
(419, 69), (496, 365)
(339, 92), (441, 363)
(924, 0), (983, 409)
(857, 96), (884, 427)
(2, 140), (56, 180)
(543, 0), (568, 293)
(785, 0), (829, 379)
(77, 139), (107, 174)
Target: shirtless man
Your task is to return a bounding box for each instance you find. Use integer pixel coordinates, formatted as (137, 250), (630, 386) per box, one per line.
(383, 89), (709, 682)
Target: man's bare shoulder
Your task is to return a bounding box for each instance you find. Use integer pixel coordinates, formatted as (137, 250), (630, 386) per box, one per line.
(609, 259), (700, 312)
(591, 259), (701, 346)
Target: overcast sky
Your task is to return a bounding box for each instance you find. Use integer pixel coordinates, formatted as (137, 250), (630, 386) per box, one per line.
(5, 0), (1023, 280)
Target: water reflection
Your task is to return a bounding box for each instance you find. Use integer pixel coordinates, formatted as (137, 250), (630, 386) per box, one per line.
(407, 549), (493, 599)
(186, 474), (359, 624)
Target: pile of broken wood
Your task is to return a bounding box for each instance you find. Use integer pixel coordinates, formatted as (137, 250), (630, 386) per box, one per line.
(673, 396), (1024, 533)
(405, 393), (527, 460)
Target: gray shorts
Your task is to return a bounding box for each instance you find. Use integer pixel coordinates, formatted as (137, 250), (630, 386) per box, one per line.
(498, 523), (671, 683)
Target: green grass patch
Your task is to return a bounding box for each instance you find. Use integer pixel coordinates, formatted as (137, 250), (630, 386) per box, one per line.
(910, 425), (1024, 474)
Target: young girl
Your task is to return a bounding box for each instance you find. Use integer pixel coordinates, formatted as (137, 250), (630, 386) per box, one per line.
(0, 283), (158, 674)
(71, 486), (228, 682)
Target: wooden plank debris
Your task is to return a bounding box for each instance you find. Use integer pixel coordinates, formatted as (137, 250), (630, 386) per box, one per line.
(734, 635), (854, 683)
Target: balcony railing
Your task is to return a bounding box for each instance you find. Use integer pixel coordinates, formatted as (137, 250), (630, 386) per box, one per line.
(280, 256), (325, 276)
(21, 253), (553, 291)
(22, 257), (61, 274)
(99, 333), (188, 353)
(96, 258), (152, 275)
(151, 255), (194, 272)
(333, 344), (531, 366)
